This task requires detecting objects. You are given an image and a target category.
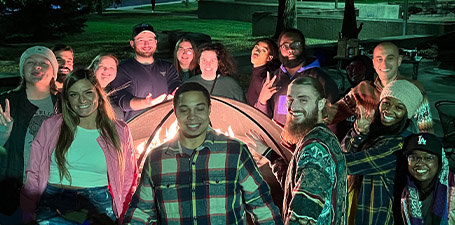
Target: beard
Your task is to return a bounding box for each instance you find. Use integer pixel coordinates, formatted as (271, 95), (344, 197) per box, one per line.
(134, 45), (155, 58)
(57, 72), (67, 83)
(281, 107), (319, 145)
(279, 51), (306, 68)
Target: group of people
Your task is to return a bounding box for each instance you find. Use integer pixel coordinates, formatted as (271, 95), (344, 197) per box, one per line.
(0, 22), (453, 225)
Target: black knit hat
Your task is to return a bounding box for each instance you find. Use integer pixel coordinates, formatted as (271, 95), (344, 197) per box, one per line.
(404, 133), (443, 157)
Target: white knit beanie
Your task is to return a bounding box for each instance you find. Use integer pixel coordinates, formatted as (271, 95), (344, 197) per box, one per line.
(19, 46), (58, 79)
(380, 80), (423, 119)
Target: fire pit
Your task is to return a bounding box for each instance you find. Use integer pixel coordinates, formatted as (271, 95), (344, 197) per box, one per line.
(127, 96), (291, 212)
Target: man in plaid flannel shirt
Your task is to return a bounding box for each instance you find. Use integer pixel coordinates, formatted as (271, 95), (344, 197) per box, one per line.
(125, 82), (283, 225)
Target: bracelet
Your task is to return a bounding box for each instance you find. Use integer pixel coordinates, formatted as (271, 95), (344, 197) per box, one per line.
(262, 147), (273, 157)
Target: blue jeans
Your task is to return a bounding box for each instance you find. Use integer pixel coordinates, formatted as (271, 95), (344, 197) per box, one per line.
(36, 184), (116, 225)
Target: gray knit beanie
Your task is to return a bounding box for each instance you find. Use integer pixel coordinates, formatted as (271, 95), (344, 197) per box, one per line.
(380, 80), (423, 119)
(19, 46), (58, 79)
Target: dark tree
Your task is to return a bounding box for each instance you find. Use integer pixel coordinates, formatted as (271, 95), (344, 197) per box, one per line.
(341, 0), (362, 39)
(97, 0), (103, 15)
(78, 0), (115, 15)
(274, 0), (297, 38)
(0, 0), (89, 43)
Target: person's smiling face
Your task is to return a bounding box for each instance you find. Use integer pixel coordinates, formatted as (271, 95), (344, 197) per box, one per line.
(379, 97), (407, 126)
(68, 79), (99, 120)
(177, 41), (194, 69)
(373, 43), (402, 85)
(407, 150), (439, 189)
(175, 91), (211, 143)
(94, 56), (117, 88)
(199, 50), (218, 78)
(23, 55), (54, 87)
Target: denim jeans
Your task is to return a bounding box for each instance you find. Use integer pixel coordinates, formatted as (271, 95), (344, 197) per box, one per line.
(36, 184), (116, 225)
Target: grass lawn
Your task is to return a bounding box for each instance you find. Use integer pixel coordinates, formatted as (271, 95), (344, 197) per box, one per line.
(0, 2), (334, 74)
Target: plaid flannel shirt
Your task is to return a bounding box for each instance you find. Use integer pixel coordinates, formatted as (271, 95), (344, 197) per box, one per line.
(342, 129), (404, 225)
(126, 129), (283, 225)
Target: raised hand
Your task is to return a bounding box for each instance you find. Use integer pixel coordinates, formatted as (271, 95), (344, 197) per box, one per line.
(145, 93), (168, 106)
(325, 101), (338, 124)
(257, 72), (279, 105)
(354, 105), (374, 135)
(245, 129), (269, 155)
(0, 98), (12, 127)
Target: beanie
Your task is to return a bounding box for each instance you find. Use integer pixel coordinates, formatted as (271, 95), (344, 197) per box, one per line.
(19, 46), (58, 79)
(380, 80), (423, 119)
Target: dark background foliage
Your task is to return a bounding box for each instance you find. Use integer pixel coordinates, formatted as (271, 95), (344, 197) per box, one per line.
(0, 0), (108, 43)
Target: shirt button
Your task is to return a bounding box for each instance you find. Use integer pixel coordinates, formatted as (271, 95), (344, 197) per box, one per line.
(192, 162), (196, 165)
(193, 217), (197, 221)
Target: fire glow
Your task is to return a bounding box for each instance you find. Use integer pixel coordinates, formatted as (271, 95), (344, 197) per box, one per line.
(136, 120), (236, 157)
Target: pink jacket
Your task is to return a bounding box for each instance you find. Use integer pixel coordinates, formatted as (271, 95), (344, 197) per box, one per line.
(20, 114), (137, 223)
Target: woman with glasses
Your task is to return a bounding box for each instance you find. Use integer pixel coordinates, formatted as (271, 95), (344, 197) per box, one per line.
(401, 133), (455, 224)
(341, 80), (423, 225)
(173, 37), (199, 82)
(185, 42), (246, 103)
(21, 69), (137, 224)
(247, 38), (281, 106)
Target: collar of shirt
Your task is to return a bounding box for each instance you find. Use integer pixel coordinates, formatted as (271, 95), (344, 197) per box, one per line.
(280, 64), (306, 77)
(164, 128), (217, 156)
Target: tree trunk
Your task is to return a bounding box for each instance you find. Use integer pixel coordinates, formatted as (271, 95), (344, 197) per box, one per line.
(96, 0), (102, 15)
(274, 0), (297, 38)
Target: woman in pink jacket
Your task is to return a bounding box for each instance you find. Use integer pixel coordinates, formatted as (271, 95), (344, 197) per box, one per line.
(21, 68), (137, 224)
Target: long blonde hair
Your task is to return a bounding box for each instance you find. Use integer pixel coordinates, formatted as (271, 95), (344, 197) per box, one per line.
(55, 68), (123, 183)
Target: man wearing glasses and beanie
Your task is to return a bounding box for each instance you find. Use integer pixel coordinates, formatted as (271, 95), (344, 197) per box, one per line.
(110, 23), (181, 121)
(254, 28), (339, 127)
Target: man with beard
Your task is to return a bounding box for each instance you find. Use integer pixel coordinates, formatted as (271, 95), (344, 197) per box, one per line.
(327, 42), (433, 135)
(52, 44), (74, 90)
(110, 23), (181, 121)
(248, 77), (347, 225)
(254, 28), (339, 126)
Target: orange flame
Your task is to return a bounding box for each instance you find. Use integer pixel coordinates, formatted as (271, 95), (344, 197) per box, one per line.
(136, 121), (235, 157)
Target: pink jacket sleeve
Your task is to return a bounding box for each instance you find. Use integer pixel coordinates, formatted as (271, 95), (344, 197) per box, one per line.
(118, 122), (138, 223)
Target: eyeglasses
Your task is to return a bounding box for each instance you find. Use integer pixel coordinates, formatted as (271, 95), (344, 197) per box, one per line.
(407, 154), (437, 164)
(280, 41), (301, 51)
(178, 48), (193, 55)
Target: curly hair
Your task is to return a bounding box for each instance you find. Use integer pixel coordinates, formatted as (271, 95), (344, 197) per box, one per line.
(198, 42), (236, 76)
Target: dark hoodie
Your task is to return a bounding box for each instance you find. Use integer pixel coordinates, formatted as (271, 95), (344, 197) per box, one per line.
(255, 57), (340, 126)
